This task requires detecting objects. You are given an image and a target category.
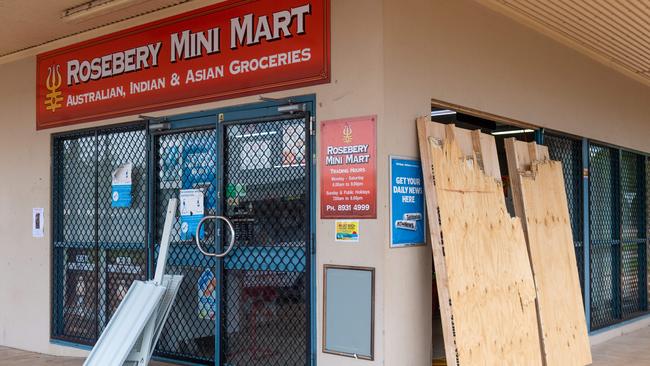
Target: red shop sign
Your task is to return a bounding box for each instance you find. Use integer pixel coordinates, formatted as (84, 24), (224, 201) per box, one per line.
(320, 116), (377, 219)
(36, 0), (330, 129)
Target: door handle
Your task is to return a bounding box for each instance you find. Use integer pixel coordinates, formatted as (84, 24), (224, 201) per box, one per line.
(195, 216), (236, 258)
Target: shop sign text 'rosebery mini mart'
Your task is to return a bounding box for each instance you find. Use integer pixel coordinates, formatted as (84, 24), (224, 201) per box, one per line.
(37, 0), (329, 129)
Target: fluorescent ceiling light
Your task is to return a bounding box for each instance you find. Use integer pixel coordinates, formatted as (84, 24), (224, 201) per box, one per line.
(491, 129), (535, 136)
(430, 109), (457, 117)
(61, 0), (144, 22)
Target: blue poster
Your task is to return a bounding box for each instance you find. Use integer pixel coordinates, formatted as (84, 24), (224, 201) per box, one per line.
(390, 157), (425, 247)
(179, 189), (205, 241)
(182, 142), (217, 209)
(111, 163), (132, 208)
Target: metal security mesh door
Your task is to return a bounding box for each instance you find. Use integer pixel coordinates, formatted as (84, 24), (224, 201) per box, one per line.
(589, 144), (621, 329)
(589, 144), (649, 329)
(52, 130), (98, 343)
(221, 116), (311, 366)
(545, 133), (584, 297)
(153, 128), (219, 364)
(51, 109), (313, 363)
(620, 151), (647, 316)
(52, 124), (148, 344)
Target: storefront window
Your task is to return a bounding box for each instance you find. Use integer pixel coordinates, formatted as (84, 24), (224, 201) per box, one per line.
(51, 123), (147, 344)
(620, 151), (647, 316)
(589, 144), (648, 330)
(50, 111), (314, 364)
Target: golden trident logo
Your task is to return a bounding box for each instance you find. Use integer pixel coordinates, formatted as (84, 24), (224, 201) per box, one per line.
(342, 124), (352, 143)
(45, 64), (63, 112)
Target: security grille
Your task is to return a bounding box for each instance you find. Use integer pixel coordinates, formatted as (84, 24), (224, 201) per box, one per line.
(152, 128), (220, 363)
(589, 144), (622, 329)
(220, 117), (310, 366)
(51, 111), (313, 365)
(545, 133), (584, 298)
(51, 123), (148, 344)
(620, 151), (647, 316)
(589, 143), (648, 330)
(647, 157), (650, 307)
(151, 115), (311, 365)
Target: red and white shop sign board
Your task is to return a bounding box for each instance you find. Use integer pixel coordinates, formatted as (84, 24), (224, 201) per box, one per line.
(36, 0), (330, 129)
(320, 116), (377, 219)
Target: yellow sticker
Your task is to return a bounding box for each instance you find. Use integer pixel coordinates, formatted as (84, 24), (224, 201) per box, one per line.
(335, 220), (359, 242)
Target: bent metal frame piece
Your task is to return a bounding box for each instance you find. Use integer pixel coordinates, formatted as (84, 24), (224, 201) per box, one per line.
(84, 199), (184, 366)
(416, 117), (543, 365)
(504, 138), (592, 365)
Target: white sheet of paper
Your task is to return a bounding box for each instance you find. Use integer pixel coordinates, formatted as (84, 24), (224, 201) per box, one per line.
(32, 208), (44, 238)
(112, 163), (133, 185)
(179, 189), (205, 216)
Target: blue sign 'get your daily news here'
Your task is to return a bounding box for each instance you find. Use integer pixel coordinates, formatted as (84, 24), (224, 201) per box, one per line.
(390, 157), (425, 247)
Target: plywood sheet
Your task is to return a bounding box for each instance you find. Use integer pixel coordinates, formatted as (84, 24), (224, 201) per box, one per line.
(417, 118), (543, 366)
(505, 138), (592, 366)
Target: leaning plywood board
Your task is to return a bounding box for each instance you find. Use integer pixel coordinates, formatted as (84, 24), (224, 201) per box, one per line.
(416, 117), (543, 366)
(505, 138), (592, 366)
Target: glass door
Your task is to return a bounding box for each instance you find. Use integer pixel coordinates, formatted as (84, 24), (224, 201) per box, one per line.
(218, 114), (311, 366)
(150, 108), (313, 366)
(152, 126), (220, 364)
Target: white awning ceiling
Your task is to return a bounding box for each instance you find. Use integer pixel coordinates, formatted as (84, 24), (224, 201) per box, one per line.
(0, 0), (648, 88)
(476, 0), (650, 86)
(0, 0), (193, 57)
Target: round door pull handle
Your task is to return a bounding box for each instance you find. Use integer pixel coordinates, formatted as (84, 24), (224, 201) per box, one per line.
(195, 215), (236, 258)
